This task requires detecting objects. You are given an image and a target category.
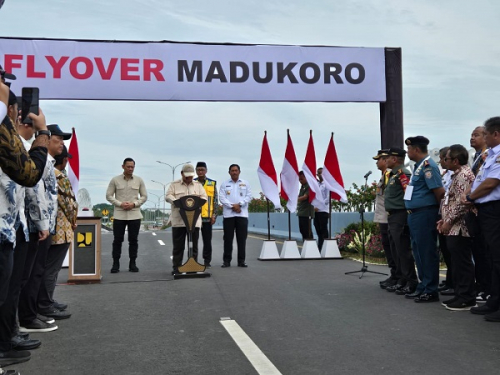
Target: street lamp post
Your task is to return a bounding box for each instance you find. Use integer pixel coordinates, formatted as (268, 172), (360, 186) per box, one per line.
(151, 181), (168, 223)
(156, 161), (191, 183)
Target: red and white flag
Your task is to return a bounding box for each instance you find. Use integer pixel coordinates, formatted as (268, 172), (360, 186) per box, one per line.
(322, 133), (347, 203)
(280, 130), (300, 213)
(302, 130), (327, 212)
(67, 127), (80, 198)
(257, 131), (281, 208)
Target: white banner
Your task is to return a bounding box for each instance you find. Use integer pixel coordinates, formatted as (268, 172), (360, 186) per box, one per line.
(0, 38), (386, 102)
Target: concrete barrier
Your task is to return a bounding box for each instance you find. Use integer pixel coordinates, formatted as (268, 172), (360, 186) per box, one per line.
(214, 212), (375, 241)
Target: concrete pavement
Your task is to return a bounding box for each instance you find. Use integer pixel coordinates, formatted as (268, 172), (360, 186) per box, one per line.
(13, 229), (500, 374)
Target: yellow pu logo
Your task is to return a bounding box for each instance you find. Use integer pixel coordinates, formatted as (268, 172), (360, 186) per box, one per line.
(77, 232), (92, 247)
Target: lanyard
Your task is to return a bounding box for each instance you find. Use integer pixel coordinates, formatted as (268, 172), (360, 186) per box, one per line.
(411, 156), (431, 180)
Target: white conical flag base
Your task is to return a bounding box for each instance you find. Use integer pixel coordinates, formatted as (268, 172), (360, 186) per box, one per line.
(301, 240), (321, 258)
(258, 240), (280, 260)
(321, 239), (342, 259)
(280, 240), (301, 259)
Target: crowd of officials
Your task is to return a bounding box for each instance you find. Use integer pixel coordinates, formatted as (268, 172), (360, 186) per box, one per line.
(373, 121), (500, 322)
(0, 70), (77, 374)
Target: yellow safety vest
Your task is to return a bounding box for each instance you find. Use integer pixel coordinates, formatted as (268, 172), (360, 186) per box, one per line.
(196, 178), (217, 219)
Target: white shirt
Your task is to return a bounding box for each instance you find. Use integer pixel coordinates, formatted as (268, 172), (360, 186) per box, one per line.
(219, 178), (252, 218)
(471, 143), (500, 204)
(317, 181), (330, 213)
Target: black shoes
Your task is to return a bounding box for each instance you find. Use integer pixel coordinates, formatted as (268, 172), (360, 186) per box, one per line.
(53, 301), (68, 311)
(441, 296), (458, 306)
(39, 307), (71, 320)
(395, 285), (416, 296)
(204, 262), (211, 268)
(221, 263), (230, 268)
(414, 293), (439, 303)
(238, 263), (248, 268)
(386, 284), (405, 293)
(129, 259), (139, 272)
(380, 279), (397, 290)
(19, 318), (58, 333)
(11, 334), (41, 351)
(111, 259), (120, 273)
(0, 349), (31, 366)
(171, 267), (179, 275)
(445, 300), (477, 311)
(440, 288), (455, 296)
(404, 290), (422, 299)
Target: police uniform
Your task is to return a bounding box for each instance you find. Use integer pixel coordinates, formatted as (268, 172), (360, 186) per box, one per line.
(384, 148), (418, 293)
(469, 142), (500, 319)
(404, 136), (443, 300)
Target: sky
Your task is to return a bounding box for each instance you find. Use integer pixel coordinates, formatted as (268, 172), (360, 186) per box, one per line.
(1, 0), (499, 212)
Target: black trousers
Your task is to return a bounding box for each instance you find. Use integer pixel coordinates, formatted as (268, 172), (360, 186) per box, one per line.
(379, 223), (397, 279)
(172, 227), (199, 268)
(201, 221), (213, 263)
(38, 242), (70, 310)
(298, 216), (312, 241)
(439, 232), (453, 287)
(0, 242), (13, 308)
(313, 212), (329, 250)
(387, 210), (417, 286)
(477, 201), (500, 309)
(0, 240), (15, 352)
(0, 228), (32, 351)
(18, 236), (52, 325)
(446, 235), (475, 302)
(223, 217), (248, 265)
(112, 219), (141, 260)
(470, 217), (491, 294)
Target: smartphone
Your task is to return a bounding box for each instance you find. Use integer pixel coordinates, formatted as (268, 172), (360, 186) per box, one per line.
(21, 87), (39, 125)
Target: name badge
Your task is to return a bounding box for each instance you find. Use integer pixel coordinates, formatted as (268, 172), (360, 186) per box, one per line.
(404, 185), (414, 200)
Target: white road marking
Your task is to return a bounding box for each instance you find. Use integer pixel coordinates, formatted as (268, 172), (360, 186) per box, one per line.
(220, 319), (282, 375)
(152, 232), (157, 236)
(158, 240), (165, 246)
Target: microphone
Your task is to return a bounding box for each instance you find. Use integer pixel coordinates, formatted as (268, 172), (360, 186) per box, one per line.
(364, 170), (372, 179)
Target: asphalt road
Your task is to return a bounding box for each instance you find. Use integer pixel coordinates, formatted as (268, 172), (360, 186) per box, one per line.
(14, 228), (500, 375)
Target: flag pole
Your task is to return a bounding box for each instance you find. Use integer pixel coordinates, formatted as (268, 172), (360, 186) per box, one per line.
(266, 198), (271, 241)
(288, 210), (291, 240)
(328, 131), (333, 239)
(329, 197), (332, 239)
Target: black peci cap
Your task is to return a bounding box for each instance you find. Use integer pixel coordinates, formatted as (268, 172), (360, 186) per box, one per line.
(405, 136), (430, 146)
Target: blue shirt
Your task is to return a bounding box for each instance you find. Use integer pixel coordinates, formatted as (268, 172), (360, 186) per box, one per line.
(471, 144), (500, 204)
(405, 156), (443, 209)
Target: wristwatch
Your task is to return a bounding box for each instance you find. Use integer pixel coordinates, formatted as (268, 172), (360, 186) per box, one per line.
(466, 194), (474, 203)
(35, 130), (51, 138)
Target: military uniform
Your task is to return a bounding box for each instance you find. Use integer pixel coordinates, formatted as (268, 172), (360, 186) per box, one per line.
(404, 137), (443, 299)
(384, 149), (418, 293)
(297, 183), (314, 240)
(373, 149), (397, 286)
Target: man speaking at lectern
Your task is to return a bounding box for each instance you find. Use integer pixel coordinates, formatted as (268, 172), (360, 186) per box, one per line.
(166, 164), (207, 275)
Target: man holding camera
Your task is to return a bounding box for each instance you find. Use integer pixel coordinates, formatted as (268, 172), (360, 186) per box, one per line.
(0, 75), (50, 371)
